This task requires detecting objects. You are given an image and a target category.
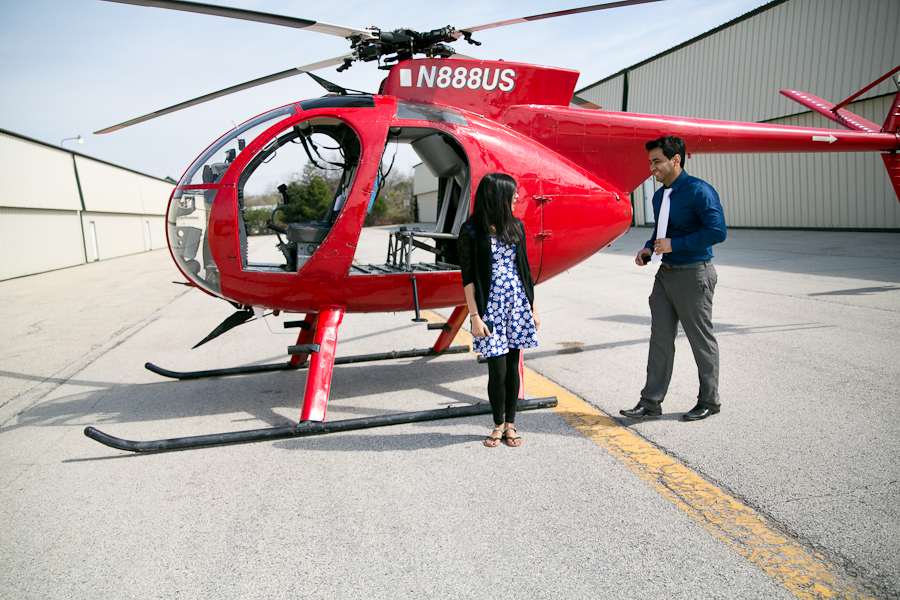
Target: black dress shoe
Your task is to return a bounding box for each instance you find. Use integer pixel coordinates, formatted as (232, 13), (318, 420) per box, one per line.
(619, 404), (661, 418)
(682, 404), (720, 421)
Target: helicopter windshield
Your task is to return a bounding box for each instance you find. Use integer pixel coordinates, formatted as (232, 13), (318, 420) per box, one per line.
(167, 105), (297, 296)
(168, 188), (220, 294)
(177, 105), (297, 187)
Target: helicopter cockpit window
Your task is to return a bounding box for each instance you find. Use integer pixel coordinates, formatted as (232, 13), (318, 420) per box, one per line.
(396, 101), (467, 126)
(166, 106), (297, 294)
(177, 105), (297, 187)
(236, 117), (361, 272)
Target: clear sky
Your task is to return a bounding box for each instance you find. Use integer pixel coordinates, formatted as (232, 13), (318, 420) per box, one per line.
(0, 0), (768, 184)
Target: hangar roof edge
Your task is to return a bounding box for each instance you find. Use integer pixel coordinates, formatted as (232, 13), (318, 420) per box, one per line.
(575, 0), (789, 94)
(0, 127), (175, 185)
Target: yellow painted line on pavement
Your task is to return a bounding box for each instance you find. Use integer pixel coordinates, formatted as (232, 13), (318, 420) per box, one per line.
(423, 310), (870, 600)
(524, 372), (870, 600)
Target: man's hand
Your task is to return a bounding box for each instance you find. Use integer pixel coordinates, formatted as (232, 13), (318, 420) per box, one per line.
(653, 238), (672, 255)
(636, 248), (652, 266)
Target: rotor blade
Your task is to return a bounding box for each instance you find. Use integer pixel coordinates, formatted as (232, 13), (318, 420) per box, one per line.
(457, 0), (664, 35)
(192, 308), (255, 349)
(100, 0), (374, 38)
(94, 54), (352, 134)
(305, 72), (368, 96)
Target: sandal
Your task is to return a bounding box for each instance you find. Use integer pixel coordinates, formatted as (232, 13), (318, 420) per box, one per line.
(503, 426), (522, 447)
(484, 426), (503, 447)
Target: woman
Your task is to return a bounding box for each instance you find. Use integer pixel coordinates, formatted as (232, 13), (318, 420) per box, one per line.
(458, 173), (540, 448)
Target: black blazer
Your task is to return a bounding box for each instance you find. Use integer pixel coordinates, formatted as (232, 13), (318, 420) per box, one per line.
(457, 219), (535, 318)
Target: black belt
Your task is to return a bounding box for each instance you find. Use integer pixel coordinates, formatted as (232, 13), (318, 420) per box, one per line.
(660, 260), (711, 270)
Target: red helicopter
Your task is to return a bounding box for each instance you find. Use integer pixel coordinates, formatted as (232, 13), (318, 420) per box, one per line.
(84, 0), (900, 452)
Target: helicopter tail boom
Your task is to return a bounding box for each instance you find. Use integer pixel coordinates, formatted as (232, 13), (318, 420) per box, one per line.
(502, 103), (900, 203)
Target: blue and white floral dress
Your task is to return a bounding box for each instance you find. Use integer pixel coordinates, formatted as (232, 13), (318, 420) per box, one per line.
(472, 235), (538, 358)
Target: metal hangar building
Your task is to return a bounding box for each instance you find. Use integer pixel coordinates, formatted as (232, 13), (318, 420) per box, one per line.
(0, 129), (174, 281)
(574, 0), (900, 230)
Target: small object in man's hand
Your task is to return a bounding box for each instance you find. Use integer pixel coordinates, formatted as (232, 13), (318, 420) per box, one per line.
(642, 254), (651, 264)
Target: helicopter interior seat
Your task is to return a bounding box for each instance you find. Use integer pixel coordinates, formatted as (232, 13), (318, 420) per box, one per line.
(276, 119), (361, 249)
(285, 164), (357, 246)
(448, 169), (471, 236)
(379, 131), (470, 271)
(429, 169), (470, 233)
(383, 165), (469, 271)
(411, 132), (468, 235)
(285, 185), (349, 245)
(285, 222), (329, 245)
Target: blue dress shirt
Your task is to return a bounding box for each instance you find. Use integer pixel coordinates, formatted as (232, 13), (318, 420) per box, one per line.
(644, 170), (727, 265)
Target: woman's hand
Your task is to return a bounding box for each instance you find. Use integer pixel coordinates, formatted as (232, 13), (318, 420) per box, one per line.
(533, 309), (541, 331)
(470, 314), (491, 338)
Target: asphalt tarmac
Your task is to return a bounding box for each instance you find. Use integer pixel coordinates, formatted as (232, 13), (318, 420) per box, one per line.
(1, 226), (898, 599)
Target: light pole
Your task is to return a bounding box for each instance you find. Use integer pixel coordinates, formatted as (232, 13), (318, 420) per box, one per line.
(61, 135), (84, 147)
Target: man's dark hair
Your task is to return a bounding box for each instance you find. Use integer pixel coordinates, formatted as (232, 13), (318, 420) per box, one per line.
(645, 136), (686, 167)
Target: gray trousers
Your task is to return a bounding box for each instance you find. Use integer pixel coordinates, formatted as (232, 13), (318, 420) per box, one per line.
(639, 263), (720, 409)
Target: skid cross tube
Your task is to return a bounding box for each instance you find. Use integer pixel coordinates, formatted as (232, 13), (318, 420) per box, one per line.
(144, 345), (470, 380)
(84, 397), (558, 453)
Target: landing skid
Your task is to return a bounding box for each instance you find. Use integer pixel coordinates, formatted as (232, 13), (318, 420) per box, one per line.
(145, 361), (299, 380)
(84, 305), (556, 453)
(144, 346), (470, 380)
(84, 397), (558, 453)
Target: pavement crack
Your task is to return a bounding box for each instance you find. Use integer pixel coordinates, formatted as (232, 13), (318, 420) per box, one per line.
(777, 480), (900, 505)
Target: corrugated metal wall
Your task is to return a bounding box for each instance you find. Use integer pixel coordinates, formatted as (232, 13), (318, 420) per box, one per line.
(578, 74), (624, 112)
(0, 208), (86, 280)
(578, 0), (900, 229)
(80, 212), (165, 261)
(75, 156), (171, 215)
(0, 132), (82, 211)
(0, 129), (174, 280)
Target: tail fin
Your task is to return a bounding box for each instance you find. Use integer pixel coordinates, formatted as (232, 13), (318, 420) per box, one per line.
(780, 89), (881, 132)
(781, 64), (900, 133)
(783, 67), (900, 203)
(883, 87), (900, 203)
(883, 154), (900, 203)
(883, 89), (900, 133)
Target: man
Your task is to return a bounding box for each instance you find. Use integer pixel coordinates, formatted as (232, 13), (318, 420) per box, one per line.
(621, 136), (727, 421)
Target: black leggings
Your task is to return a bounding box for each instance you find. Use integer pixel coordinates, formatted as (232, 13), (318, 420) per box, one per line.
(486, 349), (521, 425)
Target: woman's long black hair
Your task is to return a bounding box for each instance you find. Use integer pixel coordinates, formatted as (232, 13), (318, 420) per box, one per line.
(471, 173), (523, 246)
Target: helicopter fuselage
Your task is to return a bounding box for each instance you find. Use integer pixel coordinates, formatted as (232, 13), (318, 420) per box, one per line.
(167, 60), (636, 315)
(166, 58), (898, 317)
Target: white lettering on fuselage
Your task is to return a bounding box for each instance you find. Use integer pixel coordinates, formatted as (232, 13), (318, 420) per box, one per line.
(402, 66), (517, 92)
